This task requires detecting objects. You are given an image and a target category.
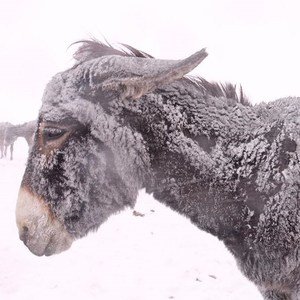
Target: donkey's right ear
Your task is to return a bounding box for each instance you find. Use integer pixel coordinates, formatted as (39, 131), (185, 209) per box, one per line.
(101, 49), (208, 100)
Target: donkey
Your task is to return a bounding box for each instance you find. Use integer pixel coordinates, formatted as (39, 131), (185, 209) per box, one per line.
(0, 122), (12, 158)
(4, 120), (36, 160)
(16, 40), (300, 299)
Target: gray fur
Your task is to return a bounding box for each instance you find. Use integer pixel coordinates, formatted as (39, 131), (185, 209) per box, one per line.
(19, 41), (300, 299)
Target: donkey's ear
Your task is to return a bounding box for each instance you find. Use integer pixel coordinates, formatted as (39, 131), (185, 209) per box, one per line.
(102, 49), (208, 100)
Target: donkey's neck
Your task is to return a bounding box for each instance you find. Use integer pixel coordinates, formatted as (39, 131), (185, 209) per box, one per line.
(111, 81), (294, 258)
(112, 81), (262, 242)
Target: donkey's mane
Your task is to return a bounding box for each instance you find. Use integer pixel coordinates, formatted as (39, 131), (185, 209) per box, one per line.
(73, 39), (250, 106)
(190, 77), (250, 106)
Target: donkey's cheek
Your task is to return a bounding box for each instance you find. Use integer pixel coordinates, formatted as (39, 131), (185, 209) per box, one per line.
(15, 187), (74, 256)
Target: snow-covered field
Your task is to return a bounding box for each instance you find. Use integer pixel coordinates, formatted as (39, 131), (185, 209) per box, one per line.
(0, 139), (262, 300)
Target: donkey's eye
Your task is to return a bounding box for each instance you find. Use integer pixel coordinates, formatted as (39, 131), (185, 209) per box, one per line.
(43, 127), (67, 142)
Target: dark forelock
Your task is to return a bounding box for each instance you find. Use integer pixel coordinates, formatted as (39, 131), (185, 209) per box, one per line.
(72, 39), (153, 64)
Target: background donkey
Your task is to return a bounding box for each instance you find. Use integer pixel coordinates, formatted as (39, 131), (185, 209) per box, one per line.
(0, 122), (12, 158)
(3, 120), (36, 160)
(16, 40), (300, 299)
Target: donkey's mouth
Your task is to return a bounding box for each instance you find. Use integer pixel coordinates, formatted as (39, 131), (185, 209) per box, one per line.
(19, 229), (73, 256)
(16, 187), (74, 256)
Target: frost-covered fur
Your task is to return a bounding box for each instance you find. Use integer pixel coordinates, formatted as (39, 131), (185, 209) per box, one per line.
(19, 41), (300, 299)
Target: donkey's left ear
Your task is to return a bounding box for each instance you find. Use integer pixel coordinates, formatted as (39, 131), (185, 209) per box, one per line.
(102, 48), (208, 100)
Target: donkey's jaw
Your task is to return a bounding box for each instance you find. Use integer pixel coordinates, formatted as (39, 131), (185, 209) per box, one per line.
(16, 187), (73, 256)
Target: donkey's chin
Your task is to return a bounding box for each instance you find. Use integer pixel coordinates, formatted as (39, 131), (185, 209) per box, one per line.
(23, 230), (73, 256)
(16, 187), (74, 256)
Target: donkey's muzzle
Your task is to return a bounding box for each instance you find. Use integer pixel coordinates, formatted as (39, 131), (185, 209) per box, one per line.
(16, 187), (74, 256)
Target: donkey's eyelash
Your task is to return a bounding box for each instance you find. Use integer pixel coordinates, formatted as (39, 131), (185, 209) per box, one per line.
(43, 127), (67, 142)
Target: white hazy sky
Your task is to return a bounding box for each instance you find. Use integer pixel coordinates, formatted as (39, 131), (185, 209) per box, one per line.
(1, 0), (300, 123)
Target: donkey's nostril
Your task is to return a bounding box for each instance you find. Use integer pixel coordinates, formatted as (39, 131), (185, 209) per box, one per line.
(20, 226), (29, 244)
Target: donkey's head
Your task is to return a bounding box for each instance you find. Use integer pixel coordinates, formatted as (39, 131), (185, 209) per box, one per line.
(16, 42), (207, 256)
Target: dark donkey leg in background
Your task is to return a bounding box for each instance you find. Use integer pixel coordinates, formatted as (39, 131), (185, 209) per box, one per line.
(0, 122), (9, 158)
(3, 143), (14, 160)
(4, 145), (7, 158)
(9, 143), (14, 160)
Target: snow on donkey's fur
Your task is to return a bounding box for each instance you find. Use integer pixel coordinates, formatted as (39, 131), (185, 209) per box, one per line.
(16, 40), (300, 299)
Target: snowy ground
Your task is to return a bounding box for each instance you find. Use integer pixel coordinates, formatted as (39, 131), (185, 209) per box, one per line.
(0, 139), (262, 300)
